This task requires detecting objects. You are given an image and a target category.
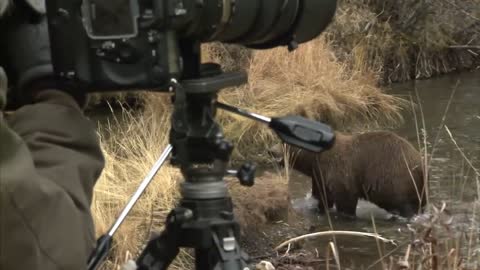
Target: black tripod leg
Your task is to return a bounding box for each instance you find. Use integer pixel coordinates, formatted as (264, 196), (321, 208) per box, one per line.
(196, 248), (214, 270)
(136, 210), (184, 270)
(135, 229), (180, 270)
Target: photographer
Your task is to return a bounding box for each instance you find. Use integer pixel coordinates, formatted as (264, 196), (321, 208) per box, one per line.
(0, 1), (105, 269)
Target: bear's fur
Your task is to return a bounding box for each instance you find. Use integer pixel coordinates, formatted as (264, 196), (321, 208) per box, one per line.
(275, 131), (426, 218)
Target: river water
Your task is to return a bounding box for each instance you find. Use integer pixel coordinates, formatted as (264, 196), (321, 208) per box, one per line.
(285, 70), (480, 269)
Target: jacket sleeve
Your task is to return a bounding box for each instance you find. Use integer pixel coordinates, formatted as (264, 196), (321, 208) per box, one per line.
(0, 90), (105, 270)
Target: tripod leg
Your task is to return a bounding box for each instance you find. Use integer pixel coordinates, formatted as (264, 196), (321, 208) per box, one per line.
(136, 209), (186, 270)
(196, 248), (214, 270)
(135, 230), (179, 270)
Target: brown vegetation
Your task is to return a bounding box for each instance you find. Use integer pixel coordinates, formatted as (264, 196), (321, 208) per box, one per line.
(326, 0), (480, 83)
(228, 171), (290, 233)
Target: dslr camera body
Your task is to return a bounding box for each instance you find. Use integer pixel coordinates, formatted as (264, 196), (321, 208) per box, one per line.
(46, 0), (337, 92)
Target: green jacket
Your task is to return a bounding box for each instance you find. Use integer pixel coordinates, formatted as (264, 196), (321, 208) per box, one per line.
(0, 68), (105, 270)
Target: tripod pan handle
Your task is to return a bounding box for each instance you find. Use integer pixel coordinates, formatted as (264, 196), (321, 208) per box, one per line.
(269, 115), (335, 152)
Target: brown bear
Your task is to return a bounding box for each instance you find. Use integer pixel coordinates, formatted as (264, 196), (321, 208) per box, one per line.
(271, 131), (426, 218)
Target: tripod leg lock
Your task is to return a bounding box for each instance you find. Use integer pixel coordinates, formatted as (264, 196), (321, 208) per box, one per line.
(209, 229), (251, 269)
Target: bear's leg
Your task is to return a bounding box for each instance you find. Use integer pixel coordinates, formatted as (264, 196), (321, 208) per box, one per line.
(311, 176), (320, 199)
(317, 194), (334, 214)
(312, 176), (334, 214)
(397, 202), (419, 218)
(334, 194), (358, 217)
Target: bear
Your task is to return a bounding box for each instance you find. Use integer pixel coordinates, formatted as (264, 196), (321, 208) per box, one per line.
(270, 131), (426, 218)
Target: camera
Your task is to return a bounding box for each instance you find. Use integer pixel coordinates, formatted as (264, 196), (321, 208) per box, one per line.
(46, 0), (337, 92)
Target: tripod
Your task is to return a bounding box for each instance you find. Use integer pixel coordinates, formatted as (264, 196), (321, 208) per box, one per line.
(87, 46), (335, 270)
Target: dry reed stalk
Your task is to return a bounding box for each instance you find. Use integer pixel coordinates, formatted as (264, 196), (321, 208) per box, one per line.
(275, 231), (396, 251)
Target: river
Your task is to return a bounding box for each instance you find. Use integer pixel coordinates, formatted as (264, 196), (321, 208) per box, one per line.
(285, 70), (480, 269)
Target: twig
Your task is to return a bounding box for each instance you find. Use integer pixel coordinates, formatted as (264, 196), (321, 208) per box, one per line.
(251, 253), (276, 261)
(428, 80), (459, 168)
(371, 216), (386, 270)
(415, 87), (430, 202)
(467, 191), (478, 261)
(449, 45), (480, 49)
(408, 94), (422, 153)
(404, 244), (412, 262)
(442, 0), (480, 21)
(275, 231), (397, 250)
(366, 241), (410, 270)
(329, 241), (341, 270)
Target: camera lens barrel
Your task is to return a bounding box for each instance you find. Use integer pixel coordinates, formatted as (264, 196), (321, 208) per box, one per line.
(183, 0), (337, 49)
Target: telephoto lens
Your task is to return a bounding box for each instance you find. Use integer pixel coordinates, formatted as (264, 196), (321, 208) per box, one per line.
(180, 0), (337, 49)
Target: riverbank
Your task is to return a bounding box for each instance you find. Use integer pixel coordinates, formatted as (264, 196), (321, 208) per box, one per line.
(326, 0), (480, 83)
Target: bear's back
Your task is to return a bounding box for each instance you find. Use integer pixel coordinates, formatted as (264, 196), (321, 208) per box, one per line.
(351, 131), (424, 206)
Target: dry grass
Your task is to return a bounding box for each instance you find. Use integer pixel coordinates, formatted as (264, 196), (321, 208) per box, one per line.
(228, 171), (290, 234)
(327, 0), (480, 83)
(142, 38), (405, 163)
(397, 202), (480, 270)
(92, 108), (190, 270)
